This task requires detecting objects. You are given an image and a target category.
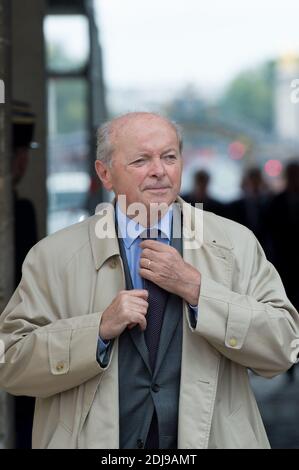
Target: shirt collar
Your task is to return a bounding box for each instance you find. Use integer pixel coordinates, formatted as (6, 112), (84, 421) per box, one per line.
(116, 202), (173, 249)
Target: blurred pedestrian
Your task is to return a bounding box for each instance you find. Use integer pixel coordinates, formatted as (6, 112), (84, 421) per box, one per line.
(181, 169), (225, 216)
(11, 101), (38, 448)
(12, 101), (38, 286)
(227, 167), (271, 254)
(267, 160), (299, 381)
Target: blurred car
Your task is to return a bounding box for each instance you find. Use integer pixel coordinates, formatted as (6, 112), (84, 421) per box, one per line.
(47, 171), (91, 234)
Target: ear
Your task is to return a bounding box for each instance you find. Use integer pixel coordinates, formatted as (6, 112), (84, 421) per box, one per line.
(95, 160), (113, 191)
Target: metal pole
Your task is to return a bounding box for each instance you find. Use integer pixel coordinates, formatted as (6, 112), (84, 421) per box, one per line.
(0, 0), (15, 449)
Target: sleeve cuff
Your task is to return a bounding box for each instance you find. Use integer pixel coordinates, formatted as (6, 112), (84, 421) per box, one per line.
(97, 337), (111, 366)
(188, 304), (198, 329)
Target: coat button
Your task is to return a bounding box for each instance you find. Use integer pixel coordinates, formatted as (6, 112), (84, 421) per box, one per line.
(151, 383), (160, 393)
(56, 361), (65, 371)
(108, 257), (118, 269)
(229, 338), (237, 347)
(137, 439), (144, 448)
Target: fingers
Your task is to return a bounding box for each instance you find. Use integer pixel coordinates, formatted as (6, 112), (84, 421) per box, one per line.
(126, 292), (149, 311)
(140, 247), (157, 260)
(124, 294), (149, 317)
(102, 290), (149, 340)
(129, 299), (148, 315)
(139, 267), (155, 283)
(139, 257), (159, 271)
(129, 312), (147, 331)
(140, 239), (170, 252)
(125, 289), (149, 300)
(130, 296), (149, 306)
(117, 291), (148, 321)
(136, 314), (147, 331)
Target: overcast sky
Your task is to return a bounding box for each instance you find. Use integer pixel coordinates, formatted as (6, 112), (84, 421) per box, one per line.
(95, 0), (299, 95)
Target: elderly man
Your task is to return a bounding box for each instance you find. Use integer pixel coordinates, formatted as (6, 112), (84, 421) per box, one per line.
(0, 112), (298, 449)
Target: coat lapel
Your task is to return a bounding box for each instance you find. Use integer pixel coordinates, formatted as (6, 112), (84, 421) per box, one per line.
(153, 293), (182, 380)
(177, 199), (234, 448)
(79, 204), (122, 448)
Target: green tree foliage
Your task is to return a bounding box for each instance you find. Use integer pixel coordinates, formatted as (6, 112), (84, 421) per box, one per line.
(53, 80), (87, 134)
(47, 42), (85, 72)
(220, 61), (275, 133)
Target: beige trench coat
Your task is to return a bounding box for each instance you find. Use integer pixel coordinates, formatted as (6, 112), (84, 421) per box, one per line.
(0, 197), (298, 449)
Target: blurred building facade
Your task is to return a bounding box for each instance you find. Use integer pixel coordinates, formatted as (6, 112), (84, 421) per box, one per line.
(275, 54), (299, 139)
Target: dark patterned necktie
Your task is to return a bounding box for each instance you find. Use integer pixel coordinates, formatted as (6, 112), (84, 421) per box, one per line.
(141, 229), (169, 449)
(141, 229), (169, 372)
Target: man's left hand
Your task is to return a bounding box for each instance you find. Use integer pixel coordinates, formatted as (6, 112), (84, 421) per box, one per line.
(139, 240), (201, 305)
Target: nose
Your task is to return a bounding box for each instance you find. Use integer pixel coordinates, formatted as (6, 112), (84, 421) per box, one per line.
(148, 158), (166, 178)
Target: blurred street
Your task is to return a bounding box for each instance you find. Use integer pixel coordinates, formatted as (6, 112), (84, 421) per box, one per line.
(250, 366), (299, 448)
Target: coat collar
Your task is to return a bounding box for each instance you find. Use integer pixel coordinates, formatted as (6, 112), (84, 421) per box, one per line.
(89, 200), (120, 270)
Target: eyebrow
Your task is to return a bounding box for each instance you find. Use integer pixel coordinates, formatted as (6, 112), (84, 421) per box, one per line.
(127, 148), (179, 164)
(161, 148), (178, 155)
(135, 148), (178, 157)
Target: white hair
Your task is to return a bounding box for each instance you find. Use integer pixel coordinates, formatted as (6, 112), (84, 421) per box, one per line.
(96, 112), (183, 167)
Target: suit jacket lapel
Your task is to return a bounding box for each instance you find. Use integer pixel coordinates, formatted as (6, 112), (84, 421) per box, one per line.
(153, 204), (183, 378)
(117, 231), (152, 375)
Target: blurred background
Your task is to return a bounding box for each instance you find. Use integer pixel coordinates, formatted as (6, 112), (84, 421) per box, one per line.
(0, 0), (299, 449)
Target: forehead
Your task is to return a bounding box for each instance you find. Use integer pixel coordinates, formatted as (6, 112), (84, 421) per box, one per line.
(111, 115), (179, 153)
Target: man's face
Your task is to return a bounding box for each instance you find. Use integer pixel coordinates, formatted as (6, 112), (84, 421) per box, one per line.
(96, 116), (183, 215)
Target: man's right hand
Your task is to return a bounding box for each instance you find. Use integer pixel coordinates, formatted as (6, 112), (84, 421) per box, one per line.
(99, 289), (149, 341)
